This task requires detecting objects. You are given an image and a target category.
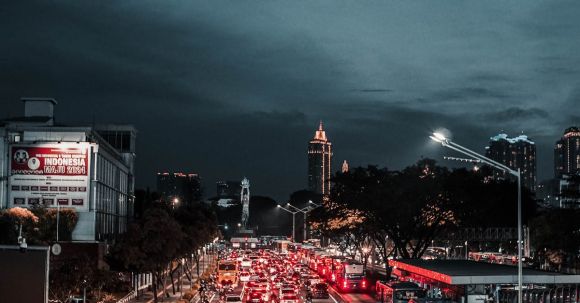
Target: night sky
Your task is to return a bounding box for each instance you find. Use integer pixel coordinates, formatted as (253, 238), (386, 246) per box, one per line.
(1, 1), (579, 200)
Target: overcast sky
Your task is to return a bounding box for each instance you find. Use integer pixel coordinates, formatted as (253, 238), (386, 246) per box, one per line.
(1, 1), (579, 200)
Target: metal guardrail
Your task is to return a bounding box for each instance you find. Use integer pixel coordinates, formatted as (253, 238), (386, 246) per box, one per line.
(115, 290), (136, 303)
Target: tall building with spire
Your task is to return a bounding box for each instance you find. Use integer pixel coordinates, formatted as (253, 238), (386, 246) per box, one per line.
(342, 160), (349, 173)
(308, 121), (332, 195)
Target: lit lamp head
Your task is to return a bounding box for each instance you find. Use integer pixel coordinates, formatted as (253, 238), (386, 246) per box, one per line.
(277, 204), (281, 208)
(430, 132), (447, 144)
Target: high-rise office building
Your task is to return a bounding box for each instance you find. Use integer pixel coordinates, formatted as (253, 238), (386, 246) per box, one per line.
(156, 172), (201, 206)
(308, 121), (332, 195)
(553, 127), (580, 208)
(554, 126), (580, 178)
(485, 133), (537, 192)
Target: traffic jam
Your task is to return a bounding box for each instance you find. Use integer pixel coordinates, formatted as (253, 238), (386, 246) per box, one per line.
(213, 243), (426, 303)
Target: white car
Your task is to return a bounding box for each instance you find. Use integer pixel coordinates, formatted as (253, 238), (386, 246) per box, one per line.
(241, 258), (252, 268)
(240, 272), (251, 282)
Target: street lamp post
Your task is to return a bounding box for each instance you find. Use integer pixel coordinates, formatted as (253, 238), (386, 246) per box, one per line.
(430, 132), (523, 303)
(277, 204), (298, 241)
(286, 200), (322, 241)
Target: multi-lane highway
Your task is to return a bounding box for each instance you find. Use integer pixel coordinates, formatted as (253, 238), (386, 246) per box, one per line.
(207, 248), (376, 303)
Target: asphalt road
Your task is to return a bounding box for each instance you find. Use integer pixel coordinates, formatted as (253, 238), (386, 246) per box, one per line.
(207, 284), (375, 303)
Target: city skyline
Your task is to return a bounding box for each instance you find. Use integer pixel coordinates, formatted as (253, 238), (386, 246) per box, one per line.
(2, 1), (580, 199)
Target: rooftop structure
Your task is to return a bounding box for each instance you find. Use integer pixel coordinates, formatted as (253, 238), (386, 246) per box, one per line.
(390, 259), (580, 285)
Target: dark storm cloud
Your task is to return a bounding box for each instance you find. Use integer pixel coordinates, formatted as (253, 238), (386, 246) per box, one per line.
(430, 87), (512, 102)
(354, 89), (393, 93)
(2, 1), (580, 199)
(481, 107), (550, 123)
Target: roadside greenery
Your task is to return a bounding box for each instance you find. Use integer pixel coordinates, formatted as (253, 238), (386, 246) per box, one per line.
(0, 206), (78, 245)
(109, 202), (219, 303)
(310, 159), (537, 273)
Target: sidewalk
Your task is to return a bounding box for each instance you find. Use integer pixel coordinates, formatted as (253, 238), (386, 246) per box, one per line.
(130, 253), (216, 303)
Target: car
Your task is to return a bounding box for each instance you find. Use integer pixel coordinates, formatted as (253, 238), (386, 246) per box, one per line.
(279, 288), (295, 299)
(290, 272), (301, 282)
(222, 292), (244, 303)
(304, 275), (321, 286)
(247, 291), (265, 303)
(240, 271), (251, 282)
(311, 282), (330, 299)
(272, 277), (284, 287)
(241, 258), (252, 268)
(250, 288), (269, 302)
(279, 293), (299, 303)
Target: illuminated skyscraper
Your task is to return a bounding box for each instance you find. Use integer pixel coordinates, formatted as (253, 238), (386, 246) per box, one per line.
(554, 127), (580, 208)
(485, 133), (537, 192)
(156, 172), (201, 206)
(554, 126), (580, 178)
(308, 121), (332, 195)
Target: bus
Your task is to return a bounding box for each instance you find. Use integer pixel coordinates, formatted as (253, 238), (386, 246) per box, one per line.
(217, 260), (239, 287)
(375, 281), (426, 303)
(335, 260), (367, 293)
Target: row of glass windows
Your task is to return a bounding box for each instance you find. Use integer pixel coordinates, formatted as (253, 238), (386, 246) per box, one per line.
(95, 154), (132, 239)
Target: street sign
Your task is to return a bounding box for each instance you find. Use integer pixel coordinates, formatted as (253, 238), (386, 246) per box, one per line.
(51, 243), (62, 256)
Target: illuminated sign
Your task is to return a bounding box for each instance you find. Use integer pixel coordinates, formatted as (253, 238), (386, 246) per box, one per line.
(9, 144), (92, 210)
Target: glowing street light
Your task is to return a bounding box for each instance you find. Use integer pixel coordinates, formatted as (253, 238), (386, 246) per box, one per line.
(430, 131), (523, 303)
(277, 204), (298, 241)
(286, 201), (322, 241)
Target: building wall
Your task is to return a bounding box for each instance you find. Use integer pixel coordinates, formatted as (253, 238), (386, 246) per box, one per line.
(0, 128), (134, 242)
(94, 151), (131, 241)
(554, 127), (580, 178)
(486, 134), (537, 192)
(157, 172), (201, 206)
(308, 141), (332, 195)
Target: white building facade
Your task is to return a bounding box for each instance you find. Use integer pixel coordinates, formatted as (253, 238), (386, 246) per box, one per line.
(0, 98), (135, 241)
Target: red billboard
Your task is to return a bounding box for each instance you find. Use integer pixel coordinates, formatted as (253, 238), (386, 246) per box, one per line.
(9, 144), (92, 210)
(11, 146), (88, 176)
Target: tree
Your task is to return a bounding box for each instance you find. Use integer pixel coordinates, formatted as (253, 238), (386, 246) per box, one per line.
(529, 209), (580, 270)
(0, 207), (39, 244)
(0, 206), (78, 245)
(174, 203), (218, 288)
(313, 160), (459, 274)
(30, 206), (78, 243)
(109, 206), (184, 302)
(49, 254), (93, 303)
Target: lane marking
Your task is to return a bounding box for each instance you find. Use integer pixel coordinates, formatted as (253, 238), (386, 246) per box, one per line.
(329, 294), (339, 303)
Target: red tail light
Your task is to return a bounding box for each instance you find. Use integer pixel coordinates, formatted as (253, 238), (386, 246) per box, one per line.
(343, 281), (348, 289)
(322, 269), (326, 274)
(332, 274), (336, 281)
(362, 279), (367, 288)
